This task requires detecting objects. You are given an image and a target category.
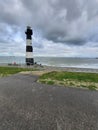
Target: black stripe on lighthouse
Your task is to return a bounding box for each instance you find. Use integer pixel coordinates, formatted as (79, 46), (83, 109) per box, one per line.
(26, 46), (33, 52)
(25, 26), (34, 65)
(26, 35), (32, 39)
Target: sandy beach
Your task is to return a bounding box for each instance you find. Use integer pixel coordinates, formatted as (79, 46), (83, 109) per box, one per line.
(19, 64), (98, 76)
(43, 65), (98, 73)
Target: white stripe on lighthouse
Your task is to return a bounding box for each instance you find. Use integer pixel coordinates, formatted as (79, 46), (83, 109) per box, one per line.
(26, 39), (32, 46)
(26, 52), (33, 58)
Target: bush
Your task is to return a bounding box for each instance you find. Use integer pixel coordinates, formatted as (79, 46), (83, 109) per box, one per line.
(88, 85), (97, 90)
(47, 80), (54, 85)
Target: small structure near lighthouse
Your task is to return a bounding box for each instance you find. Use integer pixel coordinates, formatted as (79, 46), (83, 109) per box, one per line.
(25, 26), (34, 65)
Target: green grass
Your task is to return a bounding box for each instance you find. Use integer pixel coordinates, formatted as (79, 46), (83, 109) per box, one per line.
(47, 80), (55, 85)
(40, 71), (98, 83)
(39, 71), (98, 90)
(0, 66), (36, 77)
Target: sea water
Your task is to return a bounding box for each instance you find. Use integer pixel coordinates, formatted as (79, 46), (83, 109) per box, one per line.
(0, 56), (98, 69)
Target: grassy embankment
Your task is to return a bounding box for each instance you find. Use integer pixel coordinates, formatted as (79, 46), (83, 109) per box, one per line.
(39, 71), (98, 90)
(0, 66), (36, 77)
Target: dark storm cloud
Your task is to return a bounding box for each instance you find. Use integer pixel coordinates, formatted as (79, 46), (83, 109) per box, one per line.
(62, 38), (86, 45)
(49, 0), (82, 21)
(0, 0), (98, 46)
(45, 32), (86, 45)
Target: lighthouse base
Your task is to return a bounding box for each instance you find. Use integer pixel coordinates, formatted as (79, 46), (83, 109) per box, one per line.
(26, 58), (34, 65)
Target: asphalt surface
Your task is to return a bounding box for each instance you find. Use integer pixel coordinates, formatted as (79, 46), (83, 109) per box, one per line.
(0, 73), (98, 130)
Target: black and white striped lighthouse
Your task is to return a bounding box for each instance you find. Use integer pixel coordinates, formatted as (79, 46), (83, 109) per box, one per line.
(25, 26), (34, 65)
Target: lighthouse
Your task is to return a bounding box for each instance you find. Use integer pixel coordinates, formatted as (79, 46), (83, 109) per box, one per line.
(25, 26), (34, 65)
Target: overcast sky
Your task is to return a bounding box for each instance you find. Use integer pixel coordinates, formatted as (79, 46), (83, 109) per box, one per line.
(0, 0), (98, 57)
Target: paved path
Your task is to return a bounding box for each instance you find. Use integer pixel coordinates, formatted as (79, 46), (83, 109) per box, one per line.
(0, 74), (98, 130)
